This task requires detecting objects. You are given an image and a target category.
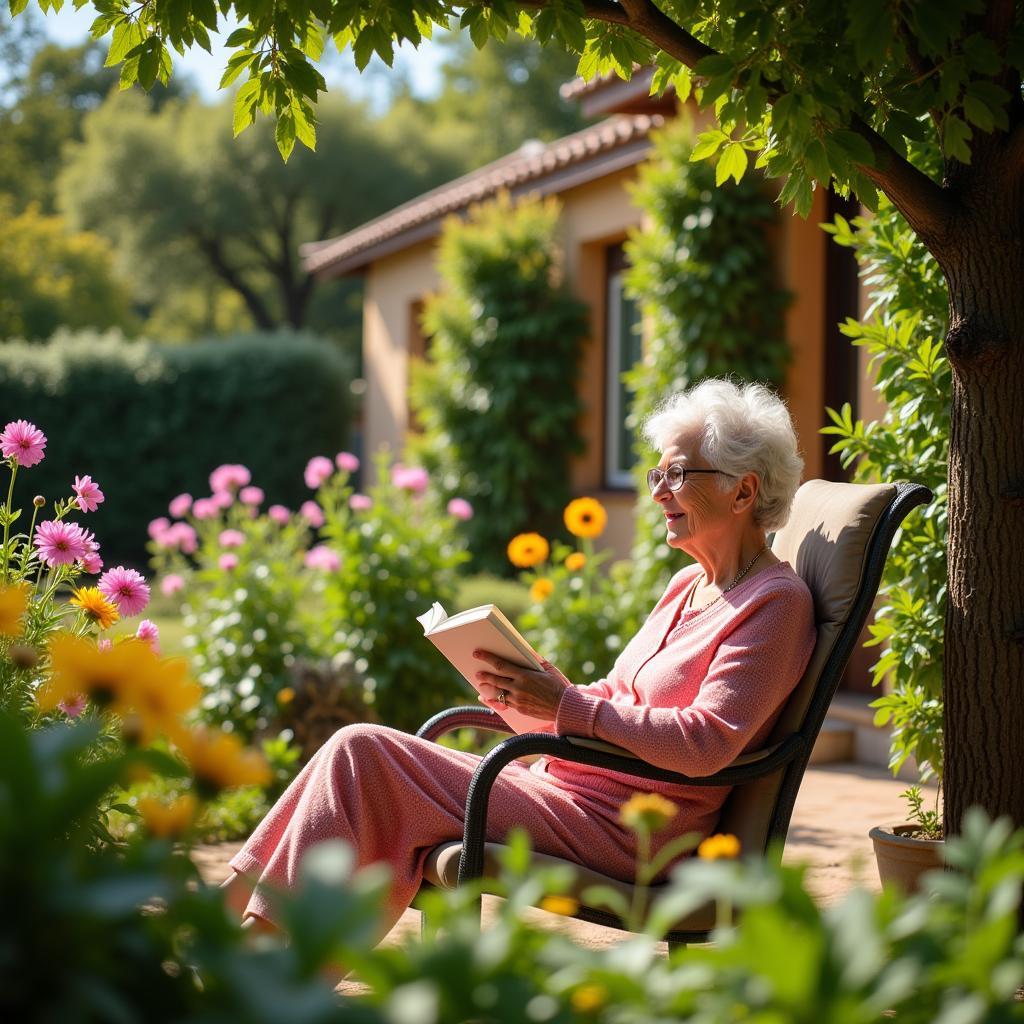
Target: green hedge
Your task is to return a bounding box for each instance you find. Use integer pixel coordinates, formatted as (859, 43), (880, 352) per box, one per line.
(0, 330), (352, 567)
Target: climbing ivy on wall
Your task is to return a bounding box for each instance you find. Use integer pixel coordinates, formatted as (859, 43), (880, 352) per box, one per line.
(614, 115), (792, 634)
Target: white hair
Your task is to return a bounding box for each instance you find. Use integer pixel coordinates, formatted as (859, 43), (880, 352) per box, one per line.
(642, 379), (804, 532)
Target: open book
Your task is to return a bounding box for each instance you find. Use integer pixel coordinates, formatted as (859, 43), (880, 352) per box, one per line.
(416, 602), (552, 733)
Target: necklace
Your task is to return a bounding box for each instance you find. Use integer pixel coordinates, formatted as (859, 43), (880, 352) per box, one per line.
(690, 544), (769, 610)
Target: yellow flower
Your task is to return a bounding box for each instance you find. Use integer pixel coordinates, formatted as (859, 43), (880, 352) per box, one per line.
(38, 633), (149, 714)
(178, 727), (271, 795)
(138, 793), (197, 839)
(131, 655), (202, 744)
(564, 552), (586, 572)
(571, 984), (608, 1013)
(277, 686), (296, 705)
(697, 833), (741, 860)
(530, 578), (555, 602)
(0, 583), (29, 637)
(507, 532), (550, 569)
(620, 792), (678, 834)
(563, 497), (607, 539)
(539, 894), (579, 917)
(70, 587), (120, 630)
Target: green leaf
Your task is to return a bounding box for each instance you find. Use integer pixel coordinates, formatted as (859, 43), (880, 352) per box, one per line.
(962, 93), (994, 133)
(352, 27), (375, 71)
(803, 138), (831, 184)
(224, 27), (254, 47)
(716, 142), (748, 185)
(942, 113), (972, 163)
(275, 111), (296, 161)
(137, 42), (160, 90)
(219, 50), (252, 90)
(118, 53), (139, 90)
(232, 77), (260, 136)
(105, 20), (145, 67)
(831, 129), (875, 168)
(690, 128), (728, 161)
(8, 0), (29, 15)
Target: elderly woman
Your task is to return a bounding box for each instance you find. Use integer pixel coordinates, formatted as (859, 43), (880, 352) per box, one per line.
(224, 379), (815, 935)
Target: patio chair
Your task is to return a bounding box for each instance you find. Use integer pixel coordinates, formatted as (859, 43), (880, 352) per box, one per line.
(415, 479), (932, 944)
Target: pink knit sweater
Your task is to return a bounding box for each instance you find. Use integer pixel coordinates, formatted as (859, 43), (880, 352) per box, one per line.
(531, 562), (816, 834)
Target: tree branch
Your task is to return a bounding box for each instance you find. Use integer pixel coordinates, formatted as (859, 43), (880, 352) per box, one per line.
(614, 0), (715, 65)
(194, 232), (277, 330)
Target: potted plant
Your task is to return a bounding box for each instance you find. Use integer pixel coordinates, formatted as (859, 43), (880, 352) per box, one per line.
(869, 785), (944, 893)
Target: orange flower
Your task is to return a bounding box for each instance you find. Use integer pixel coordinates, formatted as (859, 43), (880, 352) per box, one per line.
(697, 833), (741, 860)
(571, 984), (608, 1013)
(564, 497), (607, 539)
(138, 793), (197, 839)
(620, 792), (678, 834)
(0, 583), (28, 637)
(539, 894), (579, 917)
(277, 686), (296, 705)
(530, 578), (554, 602)
(564, 552), (586, 571)
(507, 532), (550, 569)
(177, 727), (271, 795)
(38, 633), (148, 714)
(70, 587), (120, 630)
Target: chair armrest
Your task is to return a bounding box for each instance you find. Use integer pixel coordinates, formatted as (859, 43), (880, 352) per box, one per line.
(458, 731), (806, 883)
(416, 705), (516, 743)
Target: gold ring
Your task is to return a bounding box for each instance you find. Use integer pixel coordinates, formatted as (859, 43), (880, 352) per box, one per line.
(498, 690), (508, 706)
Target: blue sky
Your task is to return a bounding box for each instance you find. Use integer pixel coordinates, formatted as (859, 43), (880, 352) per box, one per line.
(37, 6), (446, 103)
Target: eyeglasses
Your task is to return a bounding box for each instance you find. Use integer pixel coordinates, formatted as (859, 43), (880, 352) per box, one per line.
(646, 464), (726, 493)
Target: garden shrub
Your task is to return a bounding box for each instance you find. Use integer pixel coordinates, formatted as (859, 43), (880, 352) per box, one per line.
(512, 498), (628, 687)
(617, 117), (792, 636)
(822, 167), (949, 785)
(410, 192), (588, 575)
(312, 451), (473, 731)
(0, 328), (353, 567)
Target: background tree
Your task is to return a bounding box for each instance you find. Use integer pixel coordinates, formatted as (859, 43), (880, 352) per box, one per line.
(385, 31), (590, 168)
(0, 36), (186, 212)
(58, 91), (445, 342)
(0, 199), (136, 340)
(13, 0), (1024, 835)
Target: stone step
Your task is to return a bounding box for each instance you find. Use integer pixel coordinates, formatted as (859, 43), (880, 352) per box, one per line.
(810, 720), (855, 764)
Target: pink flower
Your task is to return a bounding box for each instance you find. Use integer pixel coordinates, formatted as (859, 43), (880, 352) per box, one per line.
(218, 553), (238, 571)
(335, 451), (360, 473)
(218, 529), (245, 548)
(72, 475), (104, 513)
(392, 464), (429, 493)
(98, 566), (150, 617)
(211, 490), (234, 510)
(349, 494), (373, 511)
(58, 694), (87, 719)
(268, 504), (290, 524)
(300, 501), (324, 528)
(148, 517), (171, 540)
(0, 420), (47, 468)
(192, 498), (218, 520)
(163, 522), (198, 554)
(34, 520), (88, 567)
(80, 529), (102, 573)
(97, 637), (113, 652)
(160, 574), (185, 596)
(304, 456), (334, 489)
(169, 493), (193, 519)
(209, 464), (251, 493)
(447, 497), (474, 521)
(239, 485), (264, 506)
(304, 545), (341, 571)
(136, 619), (160, 653)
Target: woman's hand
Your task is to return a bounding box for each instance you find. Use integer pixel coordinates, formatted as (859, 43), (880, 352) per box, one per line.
(472, 650), (570, 721)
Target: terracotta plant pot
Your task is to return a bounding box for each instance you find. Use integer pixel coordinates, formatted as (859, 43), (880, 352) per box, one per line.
(868, 824), (945, 893)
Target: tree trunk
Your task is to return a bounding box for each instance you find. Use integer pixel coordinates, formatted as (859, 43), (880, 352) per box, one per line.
(941, 198), (1024, 836)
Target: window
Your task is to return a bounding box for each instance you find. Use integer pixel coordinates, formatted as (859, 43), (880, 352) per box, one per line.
(604, 247), (643, 488)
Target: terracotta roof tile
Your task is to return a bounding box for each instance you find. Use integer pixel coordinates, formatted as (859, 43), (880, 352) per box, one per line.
(302, 113), (663, 276)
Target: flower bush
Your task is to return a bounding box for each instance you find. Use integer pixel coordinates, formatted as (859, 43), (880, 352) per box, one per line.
(0, 418), (158, 721)
(148, 463), (316, 741)
(510, 498), (626, 687)
(312, 450), (472, 731)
